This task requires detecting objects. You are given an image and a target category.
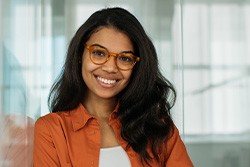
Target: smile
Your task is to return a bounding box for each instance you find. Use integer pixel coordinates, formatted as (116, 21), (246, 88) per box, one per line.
(96, 76), (117, 85)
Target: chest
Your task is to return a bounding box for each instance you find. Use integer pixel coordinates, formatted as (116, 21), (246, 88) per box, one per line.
(55, 119), (154, 167)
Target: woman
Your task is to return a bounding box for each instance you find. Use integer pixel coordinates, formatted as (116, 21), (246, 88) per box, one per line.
(33, 7), (193, 167)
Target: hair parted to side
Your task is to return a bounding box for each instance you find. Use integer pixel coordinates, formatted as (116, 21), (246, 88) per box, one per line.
(48, 7), (176, 166)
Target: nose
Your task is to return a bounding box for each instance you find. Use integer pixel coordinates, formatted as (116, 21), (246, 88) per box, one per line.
(101, 56), (119, 73)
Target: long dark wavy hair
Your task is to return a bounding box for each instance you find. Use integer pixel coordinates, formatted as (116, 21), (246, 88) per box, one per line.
(48, 7), (176, 166)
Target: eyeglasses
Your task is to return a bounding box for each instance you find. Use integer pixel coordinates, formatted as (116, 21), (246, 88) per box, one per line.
(84, 44), (140, 70)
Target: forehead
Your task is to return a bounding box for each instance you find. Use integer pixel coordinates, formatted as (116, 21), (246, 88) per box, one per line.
(87, 27), (134, 53)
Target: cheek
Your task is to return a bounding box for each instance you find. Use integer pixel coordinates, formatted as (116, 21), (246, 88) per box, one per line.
(123, 71), (133, 83)
(81, 55), (95, 73)
(81, 60), (93, 82)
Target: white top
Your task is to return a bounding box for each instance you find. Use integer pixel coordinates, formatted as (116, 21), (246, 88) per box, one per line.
(99, 146), (131, 167)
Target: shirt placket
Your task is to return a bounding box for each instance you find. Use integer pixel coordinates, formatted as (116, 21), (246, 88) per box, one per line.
(86, 118), (101, 167)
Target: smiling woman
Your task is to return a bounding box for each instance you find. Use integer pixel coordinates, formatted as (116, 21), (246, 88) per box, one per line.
(33, 7), (193, 167)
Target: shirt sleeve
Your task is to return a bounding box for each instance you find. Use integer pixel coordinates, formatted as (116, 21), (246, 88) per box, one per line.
(33, 117), (61, 167)
(165, 125), (194, 167)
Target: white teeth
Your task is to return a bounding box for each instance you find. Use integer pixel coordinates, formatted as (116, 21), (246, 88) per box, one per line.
(97, 76), (116, 84)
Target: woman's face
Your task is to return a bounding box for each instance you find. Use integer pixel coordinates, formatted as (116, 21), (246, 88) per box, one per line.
(81, 27), (134, 100)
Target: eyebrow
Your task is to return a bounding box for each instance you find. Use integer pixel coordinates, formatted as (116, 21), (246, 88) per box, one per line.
(90, 43), (135, 55)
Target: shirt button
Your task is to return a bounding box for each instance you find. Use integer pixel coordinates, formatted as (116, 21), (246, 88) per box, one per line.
(91, 161), (94, 166)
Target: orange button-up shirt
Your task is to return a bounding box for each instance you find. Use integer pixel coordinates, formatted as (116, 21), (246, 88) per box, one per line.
(33, 104), (193, 167)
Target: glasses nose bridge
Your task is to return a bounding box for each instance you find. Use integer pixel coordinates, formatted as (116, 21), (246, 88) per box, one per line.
(108, 51), (119, 59)
(106, 51), (119, 64)
(104, 51), (119, 68)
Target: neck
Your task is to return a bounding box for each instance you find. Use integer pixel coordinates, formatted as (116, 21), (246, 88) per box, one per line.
(82, 95), (117, 120)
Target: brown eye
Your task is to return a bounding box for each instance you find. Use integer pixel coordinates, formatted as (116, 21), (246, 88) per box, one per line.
(118, 54), (135, 63)
(92, 49), (107, 57)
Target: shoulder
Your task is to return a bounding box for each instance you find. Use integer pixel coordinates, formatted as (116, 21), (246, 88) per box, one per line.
(165, 125), (194, 166)
(33, 112), (73, 166)
(166, 125), (184, 153)
(34, 110), (73, 136)
(35, 111), (69, 127)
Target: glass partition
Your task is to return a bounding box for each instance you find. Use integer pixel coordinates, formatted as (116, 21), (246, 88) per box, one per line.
(0, 0), (41, 166)
(182, 0), (250, 166)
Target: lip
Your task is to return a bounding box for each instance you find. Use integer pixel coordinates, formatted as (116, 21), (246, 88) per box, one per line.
(94, 75), (119, 88)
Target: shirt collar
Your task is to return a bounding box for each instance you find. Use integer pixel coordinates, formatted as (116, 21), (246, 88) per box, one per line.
(70, 103), (120, 131)
(70, 104), (93, 131)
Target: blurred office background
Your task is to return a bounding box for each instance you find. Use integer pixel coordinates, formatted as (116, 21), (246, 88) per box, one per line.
(0, 0), (249, 166)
